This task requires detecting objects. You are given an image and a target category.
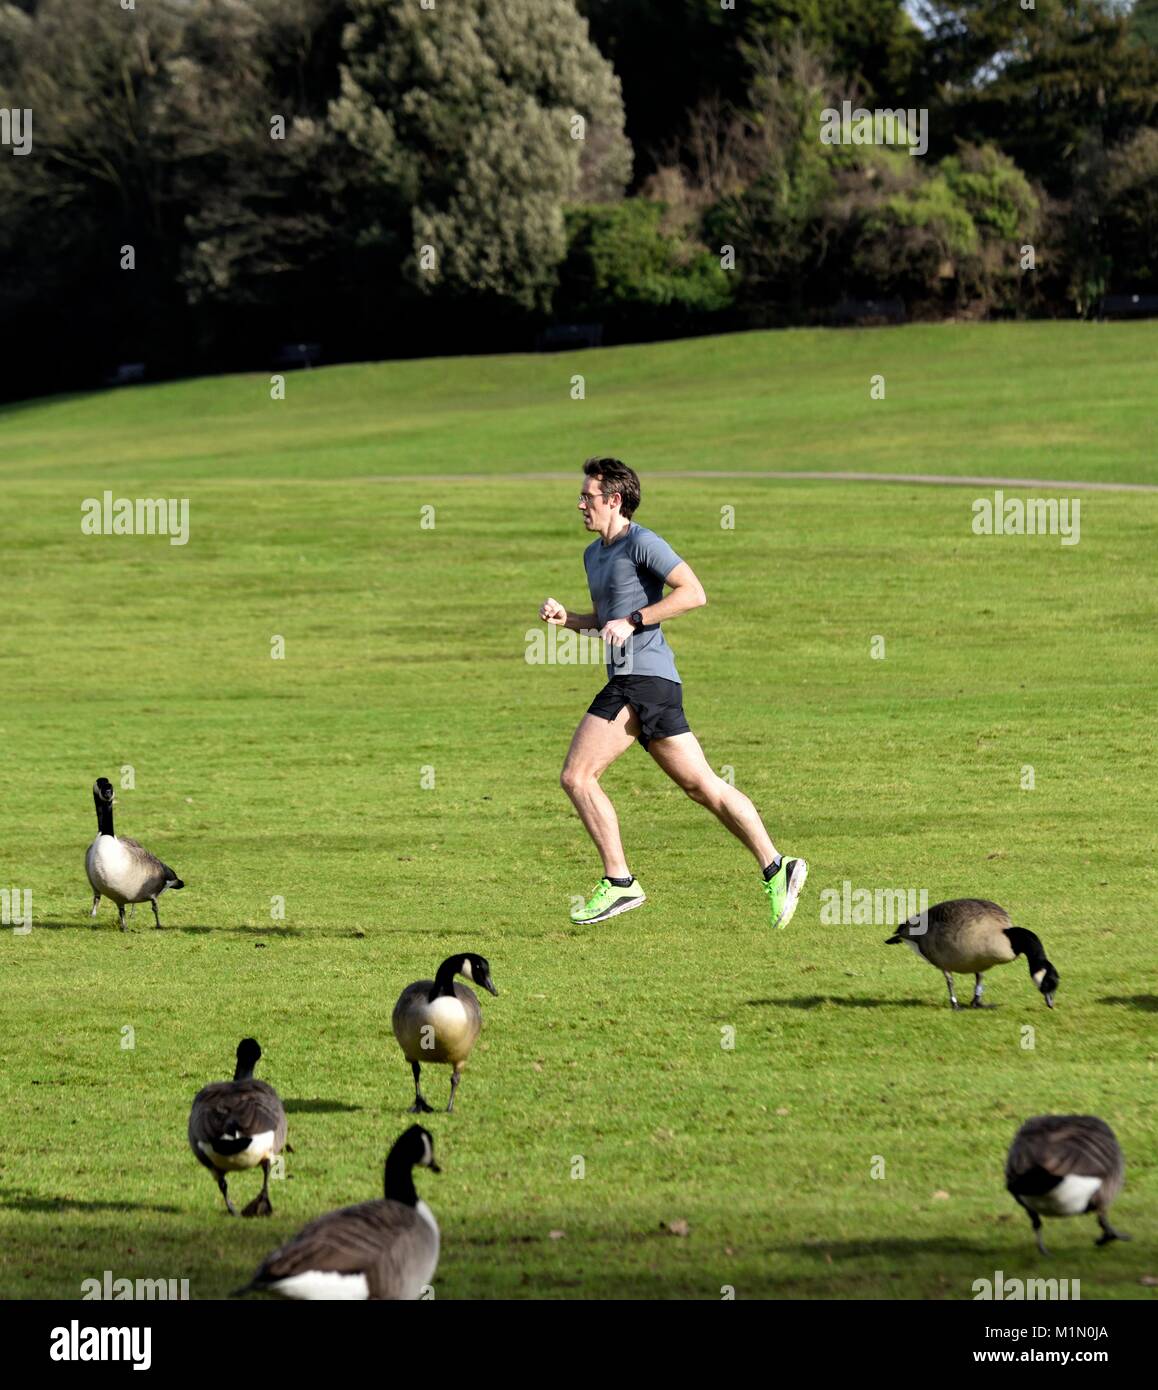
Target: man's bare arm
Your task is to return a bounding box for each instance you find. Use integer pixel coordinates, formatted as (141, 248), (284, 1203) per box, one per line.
(598, 562), (707, 647)
(539, 597), (597, 630)
(637, 561), (706, 624)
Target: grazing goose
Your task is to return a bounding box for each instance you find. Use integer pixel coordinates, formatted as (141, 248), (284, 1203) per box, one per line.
(1006, 1115), (1129, 1255)
(392, 953), (499, 1113)
(188, 1038), (287, 1217)
(884, 898), (1058, 1010)
(85, 777), (184, 929)
(235, 1125), (440, 1300)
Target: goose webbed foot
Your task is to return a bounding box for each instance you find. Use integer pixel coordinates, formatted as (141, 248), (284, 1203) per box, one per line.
(408, 1060), (435, 1113)
(242, 1160), (273, 1217)
(1095, 1217), (1130, 1246)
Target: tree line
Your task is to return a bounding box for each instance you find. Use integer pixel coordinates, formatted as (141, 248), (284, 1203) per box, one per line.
(1, 0), (1156, 400)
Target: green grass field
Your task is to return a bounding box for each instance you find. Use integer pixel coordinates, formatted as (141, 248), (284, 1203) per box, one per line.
(1, 322), (1155, 1300)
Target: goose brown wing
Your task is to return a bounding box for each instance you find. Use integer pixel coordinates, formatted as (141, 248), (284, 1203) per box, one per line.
(393, 979), (435, 1023)
(119, 837), (171, 896)
(255, 1199), (436, 1298)
(190, 1079), (286, 1146)
(1007, 1116), (1123, 1193)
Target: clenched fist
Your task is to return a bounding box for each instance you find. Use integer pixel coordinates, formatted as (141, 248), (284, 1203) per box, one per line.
(539, 597), (567, 626)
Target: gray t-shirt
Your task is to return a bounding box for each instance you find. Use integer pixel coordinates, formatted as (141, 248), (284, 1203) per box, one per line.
(583, 523), (683, 682)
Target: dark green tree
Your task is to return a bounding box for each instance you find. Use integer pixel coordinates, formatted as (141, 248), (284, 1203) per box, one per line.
(330, 0), (631, 314)
(917, 2), (1158, 188)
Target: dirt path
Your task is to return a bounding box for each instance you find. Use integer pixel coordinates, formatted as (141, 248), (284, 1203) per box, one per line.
(360, 470), (1158, 493)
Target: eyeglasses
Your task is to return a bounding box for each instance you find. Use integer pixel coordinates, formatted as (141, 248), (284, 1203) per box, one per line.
(578, 491), (607, 507)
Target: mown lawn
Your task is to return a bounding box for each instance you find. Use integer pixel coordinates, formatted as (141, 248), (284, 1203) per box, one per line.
(1, 325), (1154, 1298)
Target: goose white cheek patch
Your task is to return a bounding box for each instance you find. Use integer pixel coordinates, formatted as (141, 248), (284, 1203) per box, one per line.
(459, 958), (474, 981)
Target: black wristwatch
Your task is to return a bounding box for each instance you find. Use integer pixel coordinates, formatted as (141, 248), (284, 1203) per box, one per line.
(629, 610), (645, 632)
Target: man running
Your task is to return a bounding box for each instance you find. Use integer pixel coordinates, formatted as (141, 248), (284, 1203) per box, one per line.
(539, 457), (807, 927)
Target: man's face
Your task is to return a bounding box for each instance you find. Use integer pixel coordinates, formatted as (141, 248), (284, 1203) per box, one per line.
(578, 478), (613, 529)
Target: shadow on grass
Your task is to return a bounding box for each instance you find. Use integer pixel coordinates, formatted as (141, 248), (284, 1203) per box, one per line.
(774, 1236), (997, 1260)
(29, 921), (303, 936)
(174, 925), (302, 937)
(1099, 995), (1158, 1012)
(282, 1099), (362, 1115)
(745, 995), (935, 1009)
(0, 1190), (181, 1216)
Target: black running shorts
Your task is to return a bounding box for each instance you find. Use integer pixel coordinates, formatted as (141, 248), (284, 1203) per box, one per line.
(587, 675), (690, 750)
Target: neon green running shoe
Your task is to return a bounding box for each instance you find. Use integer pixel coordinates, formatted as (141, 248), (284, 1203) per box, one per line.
(570, 877), (647, 924)
(763, 857), (808, 929)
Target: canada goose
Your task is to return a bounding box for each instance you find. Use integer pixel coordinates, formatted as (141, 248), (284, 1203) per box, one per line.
(884, 898), (1058, 1009)
(235, 1125), (440, 1300)
(1006, 1115), (1129, 1255)
(85, 777), (184, 929)
(392, 953), (499, 1113)
(188, 1038), (287, 1217)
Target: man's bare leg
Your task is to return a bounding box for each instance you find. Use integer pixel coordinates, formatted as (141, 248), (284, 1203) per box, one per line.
(648, 729), (807, 928)
(560, 706), (640, 877)
(646, 731), (776, 868)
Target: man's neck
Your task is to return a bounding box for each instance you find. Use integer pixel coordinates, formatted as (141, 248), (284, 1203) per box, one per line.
(601, 519), (631, 546)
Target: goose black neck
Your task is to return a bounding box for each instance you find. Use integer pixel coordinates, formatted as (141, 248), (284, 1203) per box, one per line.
(94, 793), (114, 838)
(233, 1057), (256, 1082)
(1005, 927), (1048, 972)
(430, 957), (462, 1001)
(383, 1153), (419, 1207)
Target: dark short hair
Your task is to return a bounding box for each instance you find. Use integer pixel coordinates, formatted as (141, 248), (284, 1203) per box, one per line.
(583, 457), (640, 518)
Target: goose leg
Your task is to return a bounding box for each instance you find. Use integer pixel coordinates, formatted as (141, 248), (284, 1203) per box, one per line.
(241, 1159), (273, 1218)
(408, 1061), (435, 1114)
(970, 975), (985, 1008)
(129, 902), (136, 920)
(216, 1172), (238, 1217)
(116, 903), (127, 932)
(447, 1067), (463, 1113)
(1095, 1212), (1130, 1246)
(90, 894), (100, 918)
(943, 972), (960, 1009)
(150, 898), (163, 929)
